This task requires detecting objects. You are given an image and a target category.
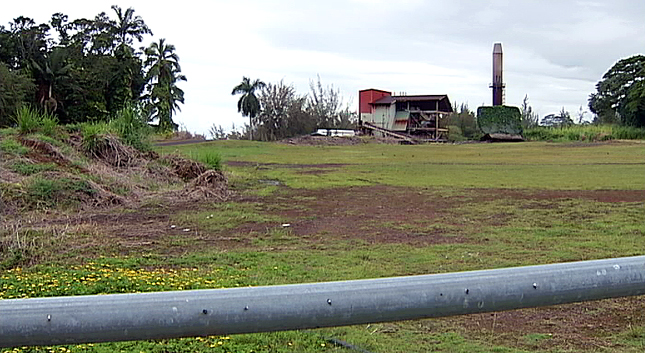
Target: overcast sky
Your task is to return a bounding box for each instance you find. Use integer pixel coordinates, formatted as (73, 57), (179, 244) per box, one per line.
(3, 1), (645, 134)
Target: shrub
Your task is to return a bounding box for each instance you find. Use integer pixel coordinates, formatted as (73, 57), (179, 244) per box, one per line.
(447, 125), (466, 142)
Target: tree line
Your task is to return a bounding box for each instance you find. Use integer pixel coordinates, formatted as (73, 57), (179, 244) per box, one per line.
(228, 76), (356, 141)
(0, 6), (186, 130)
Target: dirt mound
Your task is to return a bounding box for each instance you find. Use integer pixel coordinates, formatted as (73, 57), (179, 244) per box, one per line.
(161, 154), (207, 180)
(183, 170), (230, 201)
(86, 135), (144, 168)
(1, 133), (229, 214)
(19, 138), (76, 168)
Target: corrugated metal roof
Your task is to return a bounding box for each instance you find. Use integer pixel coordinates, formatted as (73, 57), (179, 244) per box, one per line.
(370, 95), (449, 105)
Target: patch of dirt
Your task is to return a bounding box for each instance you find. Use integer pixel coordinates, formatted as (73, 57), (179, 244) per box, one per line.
(256, 185), (465, 246)
(161, 154), (207, 180)
(19, 138), (75, 168)
(446, 296), (645, 351)
(226, 161), (350, 169)
(296, 169), (339, 175)
(474, 188), (645, 203)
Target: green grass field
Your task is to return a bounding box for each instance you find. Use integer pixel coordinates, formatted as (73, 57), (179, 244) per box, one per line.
(3, 139), (645, 353)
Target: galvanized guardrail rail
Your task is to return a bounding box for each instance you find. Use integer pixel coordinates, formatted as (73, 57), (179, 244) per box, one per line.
(1, 256), (645, 348)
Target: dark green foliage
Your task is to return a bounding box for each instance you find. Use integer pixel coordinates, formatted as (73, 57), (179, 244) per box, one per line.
(0, 63), (35, 127)
(444, 103), (480, 140)
(306, 75), (355, 129)
(232, 77), (266, 140)
(476, 106), (523, 135)
(589, 55), (645, 126)
(0, 7), (178, 129)
(520, 95), (539, 128)
(143, 39), (186, 131)
(447, 125), (466, 142)
(540, 107), (574, 128)
(247, 77), (357, 141)
(620, 79), (645, 127)
(110, 104), (152, 151)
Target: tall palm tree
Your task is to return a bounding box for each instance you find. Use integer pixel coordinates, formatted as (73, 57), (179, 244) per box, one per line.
(143, 38), (186, 131)
(232, 77), (266, 140)
(110, 5), (151, 51)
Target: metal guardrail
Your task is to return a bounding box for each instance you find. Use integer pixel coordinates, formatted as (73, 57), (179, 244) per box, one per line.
(2, 256), (645, 348)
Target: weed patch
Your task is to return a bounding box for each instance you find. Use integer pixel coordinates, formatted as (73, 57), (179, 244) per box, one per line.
(8, 160), (57, 175)
(0, 137), (29, 156)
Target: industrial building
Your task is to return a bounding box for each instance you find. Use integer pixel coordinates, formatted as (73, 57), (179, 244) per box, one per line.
(358, 89), (453, 141)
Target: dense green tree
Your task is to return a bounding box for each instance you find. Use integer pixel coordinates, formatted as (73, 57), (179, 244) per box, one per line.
(143, 38), (186, 131)
(255, 81), (310, 141)
(540, 108), (573, 127)
(0, 7), (172, 126)
(589, 55), (645, 125)
(232, 77), (266, 140)
(8, 16), (49, 70)
(0, 62), (35, 126)
(621, 80), (645, 127)
(444, 103), (479, 139)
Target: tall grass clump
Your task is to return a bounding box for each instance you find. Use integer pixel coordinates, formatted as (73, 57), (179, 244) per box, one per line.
(110, 104), (152, 152)
(196, 151), (223, 171)
(524, 125), (645, 141)
(39, 112), (60, 137)
(13, 105), (62, 138)
(14, 106), (42, 134)
(80, 122), (112, 153)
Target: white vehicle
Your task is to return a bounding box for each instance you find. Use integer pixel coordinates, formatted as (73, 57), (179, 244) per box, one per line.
(311, 129), (356, 137)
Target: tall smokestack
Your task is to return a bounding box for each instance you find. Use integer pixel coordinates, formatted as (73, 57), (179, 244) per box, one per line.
(491, 42), (504, 106)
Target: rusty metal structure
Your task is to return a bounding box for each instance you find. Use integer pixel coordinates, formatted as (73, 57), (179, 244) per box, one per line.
(359, 89), (452, 142)
(491, 42), (505, 106)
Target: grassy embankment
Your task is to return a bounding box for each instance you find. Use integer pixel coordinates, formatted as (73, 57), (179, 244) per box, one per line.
(2, 138), (645, 352)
